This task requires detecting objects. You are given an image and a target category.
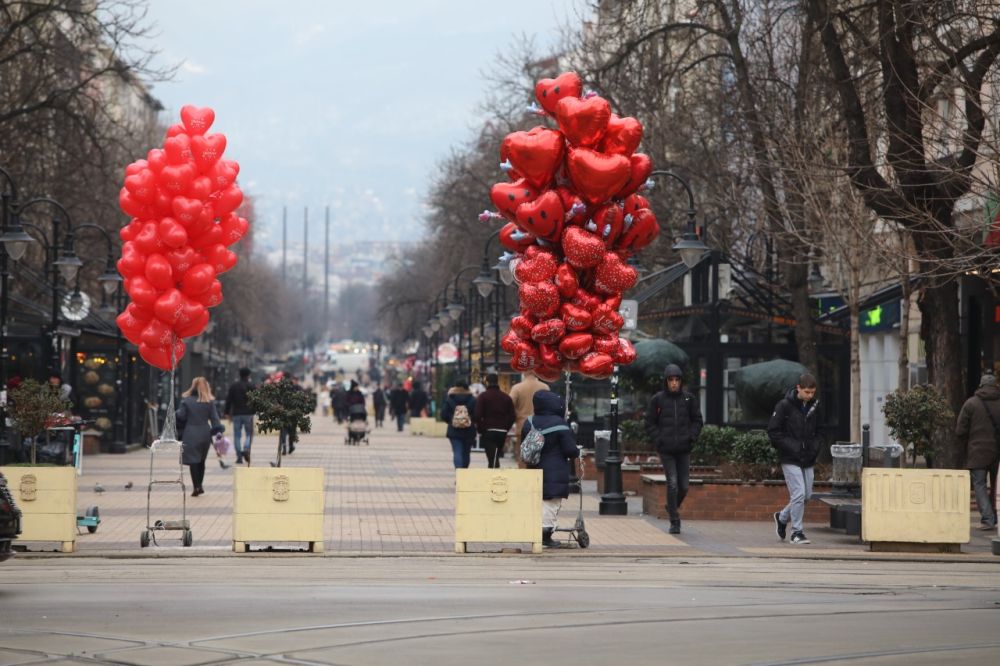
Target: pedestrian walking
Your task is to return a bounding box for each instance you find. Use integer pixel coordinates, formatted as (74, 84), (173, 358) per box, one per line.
(509, 371), (549, 462)
(389, 382), (409, 432)
(474, 373), (515, 468)
(441, 379), (477, 469)
(409, 381), (429, 418)
(768, 372), (824, 545)
(331, 383), (347, 424)
(372, 384), (387, 428)
(956, 373), (1000, 530)
(223, 367), (256, 465)
(644, 364), (703, 534)
(522, 390), (580, 547)
(176, 377), (222, 497)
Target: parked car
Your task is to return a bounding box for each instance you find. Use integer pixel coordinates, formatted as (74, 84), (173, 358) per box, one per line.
(0, 471), (21, 561)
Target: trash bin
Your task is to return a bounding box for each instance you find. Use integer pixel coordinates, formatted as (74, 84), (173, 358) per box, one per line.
(868, 443), (904, 468)
(594, 430), (610, 469)
(831, 443), (862, 489)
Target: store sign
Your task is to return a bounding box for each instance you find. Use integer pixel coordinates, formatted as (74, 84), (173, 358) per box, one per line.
(436, 342), (459, 364)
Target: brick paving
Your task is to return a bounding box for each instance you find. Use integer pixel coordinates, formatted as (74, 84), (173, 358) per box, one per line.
(12, 410), (998, 560)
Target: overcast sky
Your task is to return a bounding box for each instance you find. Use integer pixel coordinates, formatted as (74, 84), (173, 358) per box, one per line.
(143, 1), (579, 251)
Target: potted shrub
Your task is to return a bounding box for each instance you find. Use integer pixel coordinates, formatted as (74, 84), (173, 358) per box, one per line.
(726, 430), (780, 481)
(882, 384), (953, 467)
(692, 425), (737, 467)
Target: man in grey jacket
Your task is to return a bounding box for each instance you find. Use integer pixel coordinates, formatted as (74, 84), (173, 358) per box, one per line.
(956, 373), (1000, 530)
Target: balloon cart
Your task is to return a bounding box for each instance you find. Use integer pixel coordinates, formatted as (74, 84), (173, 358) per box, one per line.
(140, 437), (192, 548)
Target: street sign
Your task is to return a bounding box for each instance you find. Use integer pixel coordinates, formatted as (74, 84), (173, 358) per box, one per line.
(619, 299), (638, 330)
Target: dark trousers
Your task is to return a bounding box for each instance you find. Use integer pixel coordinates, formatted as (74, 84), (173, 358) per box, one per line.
(481, 431), (506, 468)
(395, 412), (406, 431)
(375, 406), (385, 427)
(661, 452), (690, 521)
(189, 462), (205, 490)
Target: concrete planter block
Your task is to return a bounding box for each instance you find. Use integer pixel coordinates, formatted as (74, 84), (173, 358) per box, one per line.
(0, 466), (77, 552)
(455, 469), (542, 553)
(232, 467), (325, 553)
(862, 468), (970, 552)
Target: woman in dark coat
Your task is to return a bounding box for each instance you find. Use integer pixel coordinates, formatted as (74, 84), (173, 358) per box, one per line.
(441, 380), (477, 469)
(372, 385), (387, 428)
(176, 376), (222, 497)
(521, 390), (579, 546)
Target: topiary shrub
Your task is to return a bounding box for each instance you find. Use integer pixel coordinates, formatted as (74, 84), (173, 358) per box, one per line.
(692, 425), (737, 466)
(247, 377), (313, 465)
(619, 418), (656, 453)
(728, 430), (780, 480)
(882, 384), (953, 467)
(8, 379), (71, 464)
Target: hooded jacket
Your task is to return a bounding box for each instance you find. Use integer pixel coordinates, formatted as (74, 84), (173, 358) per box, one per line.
(956, 384), (1000, 470)
(520, 390), (579, 499)
(442, 386), (477, 440)
(645, 368), (703, 455)
(767, 387), (824, 467)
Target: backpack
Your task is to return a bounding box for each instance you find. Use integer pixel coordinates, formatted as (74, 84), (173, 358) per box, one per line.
(450, 403), (472, 429)
(520, 416), (570, 465)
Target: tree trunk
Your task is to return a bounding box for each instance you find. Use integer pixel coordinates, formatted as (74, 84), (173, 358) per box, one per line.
(849, 264), (862, 444)
(786, 263), (819, 373)
(918, 281), (964, 467)
(897, 271), (911, 392)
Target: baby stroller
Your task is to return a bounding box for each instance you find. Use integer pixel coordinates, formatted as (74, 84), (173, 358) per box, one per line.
(345, 403), (369, 445)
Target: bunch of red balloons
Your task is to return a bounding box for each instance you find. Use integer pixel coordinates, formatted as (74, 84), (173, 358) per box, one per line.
(115, 106), (248, 371)
(484, 72), (658, 381)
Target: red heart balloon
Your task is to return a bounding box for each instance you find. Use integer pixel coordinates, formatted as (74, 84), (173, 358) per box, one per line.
(501, 329), (522, 354)
(566, 148), (631, 205)
(605, 293), (623, 310)
(561, 226), (606, 269)
(191, 133), (226, 172)
(499, 222), (536, 252)
(164, 123), (186, 138)
(530, 318), (566, 345)
(534, 363), (563, 383)
(502, 127), (564, 190)
(208, 159), (239, 190)
(570, 287), (601, 311)
(592, 203), (625, 247)
(211, 184), (243, 216)
(594, 252), (638, 294)
(152, 191), (173, 217)
(617, 208), (660, 252)
(170, 197), (204, 227)
(510, 340), (539, 372)
(558, 332), (593, 360)
(591, 303), (625, 335)
(534, 71), (583, 114)
(132, 221), (162, 254)
(119, 219), (143, 243)
(560, 302), (593, 331)
(612, 337), (637, 365)
(127, 301), (154, 323)
(180, 105), (215, 135)
(139, 338), (187, 371)
(554, 262), (579, 298)
(124, 159), (148, 177)
(116, 306), (150, 344)
(578, 351), (614, 379)
(593, 334), (620, 355)
(157, 218), (189, 249)
(519, 281), (560, 318)
(555, 96), (611, 147)
(598, 114), (644, 156)
(510, 314), (536, 339)
(623, 193), (650, 215)
(189, 224), (224, 250)
(117, 242), (146, 278)
(146, 148), (167, 173)
(187, 175), (214, 202)
(174, 308), (209, 338)
(555, 187), (588, 226)
(202, 243), (238, 274)
(538, 342), (563, 368)
(124, 169), (157, 203)
(192, 280), (223, 307)
(158, 162), (196, 194)
(220, 214), (249, 245)
(125, 275), (158, 308)
(617, 153), (653, 198)
(163, 134), (193, 165)
(153, 288), (185, 325)
(515, 190), (564, 242)
(165, 246), (201, 275)
(490, 179), (538, 220)
(118, 188), (152, 219)
(140, 318), (175, 349)
(181, 263), (216, 296)
(144, 253), (174, 291)
(513, 249), (558, 284)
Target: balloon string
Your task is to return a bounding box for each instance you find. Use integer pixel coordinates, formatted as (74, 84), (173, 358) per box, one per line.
(155, 334), (180, 444)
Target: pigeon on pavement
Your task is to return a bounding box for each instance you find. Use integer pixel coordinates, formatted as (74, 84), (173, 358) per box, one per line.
(93, 483), (105, 494)
(124, 481), (133, 490)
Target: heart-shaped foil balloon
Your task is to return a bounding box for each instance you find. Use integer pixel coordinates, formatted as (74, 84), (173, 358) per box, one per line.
(598, 114), (644, 156)
(558, 332), (594, 360)
(534, 71), (583, 114)
(555, 96), (611, 148)
(593, 252), (638, 295)
(519, 280), (560, 318)
(616, 208), (660, 253)
(502, 127), (565, 190)
(617, 152), (653, 198)
(513, 249), (558, 283)
(490, 179), (539, 220)
(561, 226), (606, 269)
(530, 318), (566, 346)
(515, 190), (564, 242)
(566, 147), (631, 205)
(560, 302), (593, 331)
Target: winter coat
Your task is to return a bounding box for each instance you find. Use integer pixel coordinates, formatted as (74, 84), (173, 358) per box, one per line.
(956, 385), (1000, 470)
(474, 386), (516, 435)
(389, 388), (409, 415)
(509, 374), (549, 441)
(176, 397), (222, 465)
(645, 385), (703, 455)
(224, 380), (255, 417)
(441, 387), (477, 441)
(767, 388), (824, 467)
(372, 389), (387, 410)
(345, 389), (366, 420)
(520, 390), (579, 499)
(409, 388), (429, 416)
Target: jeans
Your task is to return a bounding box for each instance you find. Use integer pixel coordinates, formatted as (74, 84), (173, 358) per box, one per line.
(231, 415), (253, 460)
(449, 437), (473, 469)
(396, 412), (406, 432)
(779, 463), (815, 533)
(972, 466), (997, 526)
(481, 431), (506, 468)
(660, 452), (690, 521)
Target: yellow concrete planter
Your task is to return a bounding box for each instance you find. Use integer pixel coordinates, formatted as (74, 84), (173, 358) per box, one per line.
(0, 466), (77, 553)
(455, 469), (542, 553)
(232, 467), (325, 553)
(410, 417), (447, 437)
(862, 468), (970, 552)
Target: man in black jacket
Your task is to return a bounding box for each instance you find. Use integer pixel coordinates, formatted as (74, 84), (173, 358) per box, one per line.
(224, 368), (255, 465)
(388, 383), (409, 432)
(645, 364), (703, 534)
(768, 372), (824, 545)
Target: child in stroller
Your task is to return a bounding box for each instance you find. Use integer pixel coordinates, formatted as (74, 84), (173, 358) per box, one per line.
(344, 380), (369, 445)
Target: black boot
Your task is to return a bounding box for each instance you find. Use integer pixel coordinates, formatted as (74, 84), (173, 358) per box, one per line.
(668, 519), (681, 535)
(542, 528), (559, 547)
